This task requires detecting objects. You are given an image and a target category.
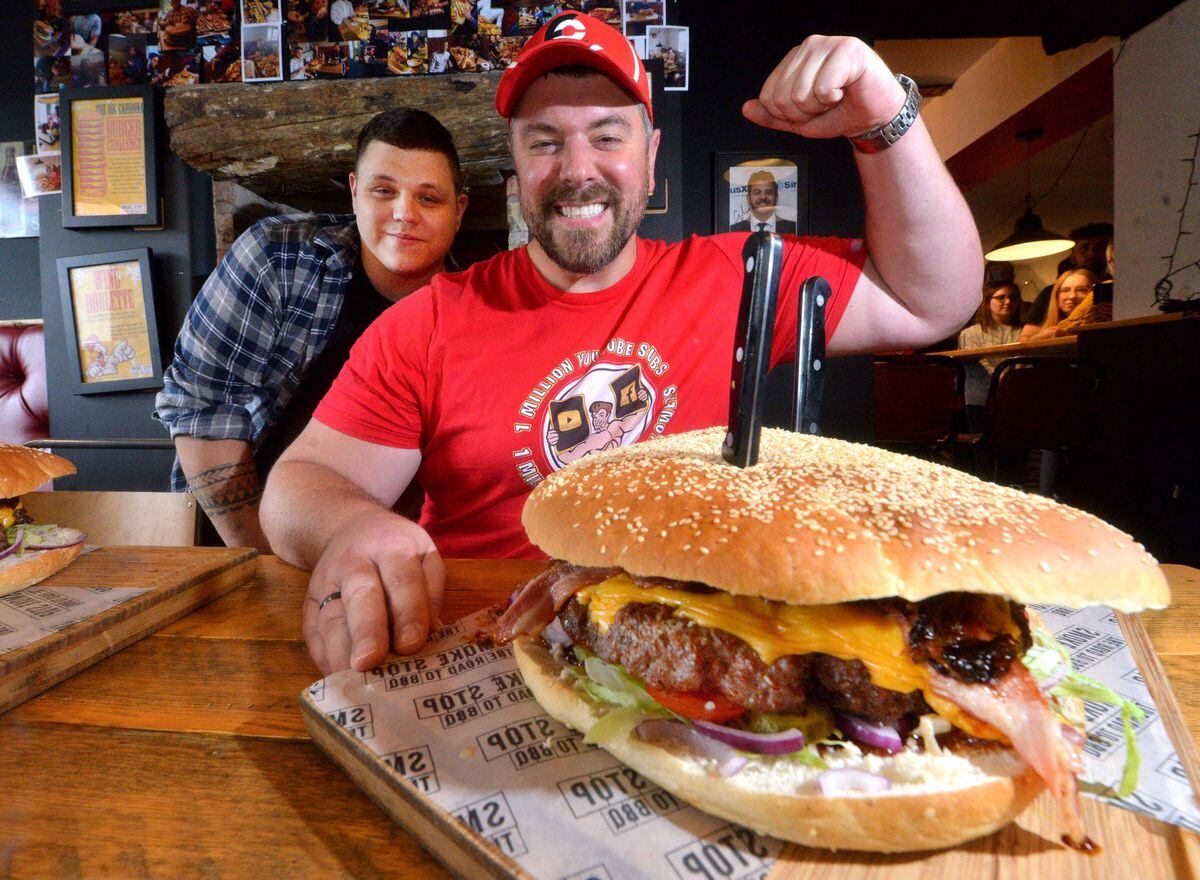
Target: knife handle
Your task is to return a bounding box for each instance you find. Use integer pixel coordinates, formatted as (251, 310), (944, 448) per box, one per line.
(722, 232), (783, 468)
(794, 276), (829, 435)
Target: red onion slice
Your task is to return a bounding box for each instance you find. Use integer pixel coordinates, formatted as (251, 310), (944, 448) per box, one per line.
(541, 617), (572, 648)
(692, 720), (806, 755)
(636, 719), (748, 776)
(818, 768), (892, 796)
(834, 712), (903, 754)
(0, 530), (24, 561)
(18, 526), (87, 551)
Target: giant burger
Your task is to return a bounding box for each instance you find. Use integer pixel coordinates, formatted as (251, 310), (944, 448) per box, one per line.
(0, 444), (87, 597)
(495, 427), (1169, 852)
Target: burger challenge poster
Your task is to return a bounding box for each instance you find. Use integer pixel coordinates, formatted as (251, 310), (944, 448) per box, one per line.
(68, 259), (155, 384)
(69, 96), (147, 217)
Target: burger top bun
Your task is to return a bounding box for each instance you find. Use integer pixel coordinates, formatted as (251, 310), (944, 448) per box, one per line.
(0, 444), (76, 498)
(522, 427), (1169, 613)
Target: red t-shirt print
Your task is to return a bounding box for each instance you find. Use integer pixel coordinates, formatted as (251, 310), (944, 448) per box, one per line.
(514, 342), (672, 488)
(315, 233), (866, 559)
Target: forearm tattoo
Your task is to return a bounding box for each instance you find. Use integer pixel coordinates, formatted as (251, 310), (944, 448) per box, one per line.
(188, 460), (263, 518)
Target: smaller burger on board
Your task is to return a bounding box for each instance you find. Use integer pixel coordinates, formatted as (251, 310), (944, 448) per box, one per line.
(494, 427), (1169, 853)
(0, 445), (87, 597)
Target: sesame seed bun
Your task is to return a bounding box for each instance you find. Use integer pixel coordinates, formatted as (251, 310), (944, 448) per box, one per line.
(0, 539), (84, 598)
(515, 636), (1044, 852)
(522, 427), (1168, 613)
(0, 444), (76, 498)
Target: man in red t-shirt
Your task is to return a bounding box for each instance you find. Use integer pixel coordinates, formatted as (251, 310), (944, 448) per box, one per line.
(261, 13), (985, 674)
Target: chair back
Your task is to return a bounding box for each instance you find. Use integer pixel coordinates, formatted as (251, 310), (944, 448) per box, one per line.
(984, 357), (1101, 452)
(0, 322), (48, 445)
(873, 354), (965, 446)
(21, 491), (199, 547)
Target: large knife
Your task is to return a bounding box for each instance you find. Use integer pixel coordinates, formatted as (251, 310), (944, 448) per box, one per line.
(722, 232), (782, 468)
(793, 276), (829, 434)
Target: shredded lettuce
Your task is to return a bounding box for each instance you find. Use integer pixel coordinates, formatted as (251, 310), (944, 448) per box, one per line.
(567, 648), (675, 717)
(783, 743), (829, 770)
(13, 524), (61, 547)
(1050, 674), (1145, 797)
(567, 651), (838, 770)
(1022, 627), (1145, 797)
(584, 705), (648, 746)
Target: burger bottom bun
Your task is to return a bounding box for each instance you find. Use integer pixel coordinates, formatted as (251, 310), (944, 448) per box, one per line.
(514, 637), (1045, 853)
(0, 542), (84, 598)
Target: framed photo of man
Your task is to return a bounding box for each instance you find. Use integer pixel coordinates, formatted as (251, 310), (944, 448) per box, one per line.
(56, 248), (164, 395)
(713, 153), (809, 236)
(60, 85), (161, 229)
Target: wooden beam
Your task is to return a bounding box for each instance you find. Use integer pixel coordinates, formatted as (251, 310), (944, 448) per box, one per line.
(165, 73), (512, 208)
(945, 53), (1113, 193)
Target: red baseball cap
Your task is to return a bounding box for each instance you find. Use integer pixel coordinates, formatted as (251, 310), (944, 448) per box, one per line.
(495, 12), (652, 123)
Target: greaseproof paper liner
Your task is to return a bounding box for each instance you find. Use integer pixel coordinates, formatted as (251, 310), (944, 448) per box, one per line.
(1029, 602), (1200, 833)
(0, 573), (151, 655)
(308, 604), (1199, 879)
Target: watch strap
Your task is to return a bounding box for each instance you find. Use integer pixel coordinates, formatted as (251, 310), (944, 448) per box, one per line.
(848, 74), (922, 154)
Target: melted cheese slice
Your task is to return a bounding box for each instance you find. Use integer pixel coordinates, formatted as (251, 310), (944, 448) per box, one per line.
(0, 506), (16, 531)
(577, 574), (1008, 741)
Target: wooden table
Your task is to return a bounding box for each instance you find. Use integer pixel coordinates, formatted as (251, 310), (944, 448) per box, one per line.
(939, 334), (1077, 360)
(942, 313), (1198, 361)
(2, 555), (1197, 879)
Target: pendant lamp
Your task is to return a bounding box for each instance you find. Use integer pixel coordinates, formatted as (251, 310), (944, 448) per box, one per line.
(984, 129), (1074, 262)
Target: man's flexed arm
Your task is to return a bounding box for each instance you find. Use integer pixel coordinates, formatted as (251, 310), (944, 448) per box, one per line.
(743, 36), (981, 354)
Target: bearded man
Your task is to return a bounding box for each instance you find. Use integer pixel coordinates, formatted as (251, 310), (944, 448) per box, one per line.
(261, 13), (985, 675)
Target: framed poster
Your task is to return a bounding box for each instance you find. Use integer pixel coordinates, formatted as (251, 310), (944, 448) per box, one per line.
(713, 153), (810, 236)
(60, 85), (160, 229)
(56, 249), (163, 395)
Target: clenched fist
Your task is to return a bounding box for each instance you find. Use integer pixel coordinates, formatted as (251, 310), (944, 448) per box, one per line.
(743, 36), (906, 140)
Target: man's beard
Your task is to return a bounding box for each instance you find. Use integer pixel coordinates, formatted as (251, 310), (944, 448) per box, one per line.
(523, 179), (645, 275)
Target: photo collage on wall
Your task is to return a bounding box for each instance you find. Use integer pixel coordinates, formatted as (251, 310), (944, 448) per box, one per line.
(34, 1), (237, 92)
(242, 0), (283, 81)
(34, 1), (693, 87)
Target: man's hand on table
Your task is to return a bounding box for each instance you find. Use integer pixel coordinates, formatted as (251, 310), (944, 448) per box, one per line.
(303, 511), (446, 674)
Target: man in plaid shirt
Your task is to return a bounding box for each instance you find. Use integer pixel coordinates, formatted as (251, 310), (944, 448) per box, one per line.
(155, 108), (467, 550)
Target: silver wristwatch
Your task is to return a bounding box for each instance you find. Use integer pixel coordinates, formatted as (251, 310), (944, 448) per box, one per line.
(848, 74), (922, 154)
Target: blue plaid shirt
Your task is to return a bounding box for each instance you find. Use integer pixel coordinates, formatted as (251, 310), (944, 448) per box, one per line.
(155, 214), (361, 491)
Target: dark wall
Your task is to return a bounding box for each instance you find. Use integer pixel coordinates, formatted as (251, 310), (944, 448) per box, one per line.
(38, 151), (214, 491)
(670, 4), (874, 440)
(0, 5), (41, 320)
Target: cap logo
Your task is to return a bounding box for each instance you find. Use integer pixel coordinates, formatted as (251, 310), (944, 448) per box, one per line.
(547, 12), (586, 42)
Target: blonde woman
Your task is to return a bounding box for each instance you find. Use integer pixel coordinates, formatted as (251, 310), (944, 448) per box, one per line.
(1019, 269), (1097, 341)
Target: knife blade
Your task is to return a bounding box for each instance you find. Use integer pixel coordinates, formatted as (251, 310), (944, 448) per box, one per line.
(722, 232), (783, 468)
(794, 276), (829, 435)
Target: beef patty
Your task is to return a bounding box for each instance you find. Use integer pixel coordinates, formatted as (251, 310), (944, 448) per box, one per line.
(560, 598), (930, 726)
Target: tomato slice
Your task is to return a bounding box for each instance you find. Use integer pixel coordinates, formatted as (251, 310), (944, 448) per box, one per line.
(644, 684), (746, 722)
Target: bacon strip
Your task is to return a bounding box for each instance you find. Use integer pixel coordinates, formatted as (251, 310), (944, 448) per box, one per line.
(493, 562), (620, 643)
(931, 662), (1086, 844)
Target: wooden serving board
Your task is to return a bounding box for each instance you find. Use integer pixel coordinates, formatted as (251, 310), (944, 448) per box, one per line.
(302, 589), (1200, 880)
(0, 545), (257, 714)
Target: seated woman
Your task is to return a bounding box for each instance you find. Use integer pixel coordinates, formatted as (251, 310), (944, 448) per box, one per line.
(958, 282), (1022, 431)
(1019, 269), (1097, 341)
